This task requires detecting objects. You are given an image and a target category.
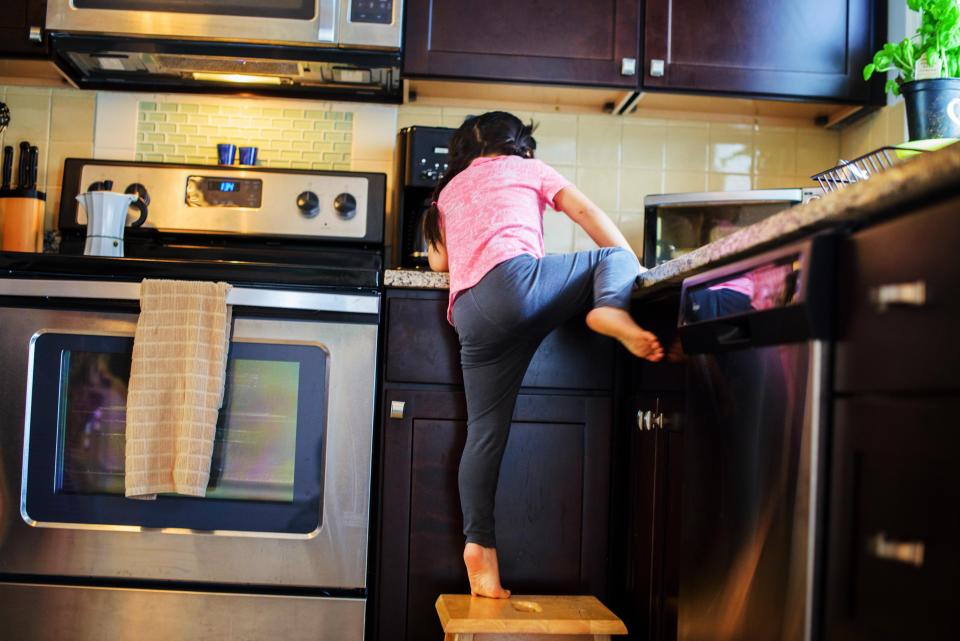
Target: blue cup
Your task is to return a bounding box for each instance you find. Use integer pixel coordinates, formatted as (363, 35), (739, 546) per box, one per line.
(217, 143), (236, 165)
(239, 146), (258, 166)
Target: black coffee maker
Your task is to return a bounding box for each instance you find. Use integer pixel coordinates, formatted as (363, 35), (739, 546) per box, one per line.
(391, 126), (454, 269)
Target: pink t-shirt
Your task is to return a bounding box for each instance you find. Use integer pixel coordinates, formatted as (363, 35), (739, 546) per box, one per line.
(438, 155), (572, 322)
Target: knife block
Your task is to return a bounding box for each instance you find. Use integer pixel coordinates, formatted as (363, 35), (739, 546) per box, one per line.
(0, 192), (46, 253)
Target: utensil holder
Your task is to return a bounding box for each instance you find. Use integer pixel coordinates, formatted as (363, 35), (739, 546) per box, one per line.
(1, 191), (46, 253)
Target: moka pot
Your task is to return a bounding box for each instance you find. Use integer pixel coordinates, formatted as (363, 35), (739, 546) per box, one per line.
(76, 191), (148, 257)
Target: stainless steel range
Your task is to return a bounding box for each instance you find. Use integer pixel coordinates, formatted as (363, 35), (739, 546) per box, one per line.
(0, 159), (386, 641)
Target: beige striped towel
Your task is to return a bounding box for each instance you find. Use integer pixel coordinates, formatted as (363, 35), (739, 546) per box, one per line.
(124, 279), (233, 499)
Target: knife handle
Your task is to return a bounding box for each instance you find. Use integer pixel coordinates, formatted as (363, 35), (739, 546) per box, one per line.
(17, 141), (29, 190)
(1, 146), (12, 190)
(28, 146), (38, 191)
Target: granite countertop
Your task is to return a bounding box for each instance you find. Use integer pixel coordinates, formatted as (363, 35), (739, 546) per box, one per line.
(385, 143), (960, 291)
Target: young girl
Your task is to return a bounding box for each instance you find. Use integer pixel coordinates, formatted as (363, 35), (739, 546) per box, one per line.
(424, 111), (664, 599)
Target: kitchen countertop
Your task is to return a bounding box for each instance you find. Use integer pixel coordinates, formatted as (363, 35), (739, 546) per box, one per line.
(385, 143), (960, 291)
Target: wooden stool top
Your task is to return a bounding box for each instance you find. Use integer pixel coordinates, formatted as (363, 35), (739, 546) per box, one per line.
(435, 595), (628, 636)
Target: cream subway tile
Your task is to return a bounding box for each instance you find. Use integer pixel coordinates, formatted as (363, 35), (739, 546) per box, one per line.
(573, 227), (598, 251)
(158, 102), (179, 112)
(301, 152), (323, 162)
(664, 171), (708, 193)
(271, 118), (292, 129)
(146, 133), (164, 143)
(619, 168), (663, 211)
(43, 186), (61, 232)
(293, 119), (312, 129)
(281, 150), (301, 161)
(140, 102), (157, 111)
(333, 162), (350, 170)
(165, 154), (186, 163)
(272, 140), (293, 151)
(199, 104), (220, 115)
(304, 109), (326, 119)
(532, 113), (578, 166)
(323, 131), (347, 142)
(270, 159), (292, 168)
(196, 125), (218, 137)
(322, 151), (342, 161)
(140, 122), (157, 133)
(156, 144), (175, 153)
(175, 145), (198, 156)
(291, 161), (312, 170)
(179, 103), (199, 114)
(248, 117), (270, 129)
(753, 174), (796, 189)
(167, 113), (187, 124)
(708, 172), (752, 191)
(136, 142), (154, 153)
(665, 125), (709, 171)
(577, 115), (621, 167)
(221, 105), (245, 116)
(186, 114), (209, 126)
(311, 141), (330, 152)
(186, 156), (209, 165)
(796, 129), (840, 177)
(302, 131), (324, 141)
(622, 120), (666, 170)
(50, 93), (95, 143)
(144, 111), (166, 123)
(178, 124), (198, 135)
(292, 141), (312, 151)
(617, 212), (645, 255)
(219, 127), (244, 138)
(576, 167), (618, 211)
(281, 129), (302, 140)
(709, 123), (753, 174)
(333, 142), (351, 153)
(140, 153), (163, 162)
(48, 141), (84, 191)
(754, 127), (797, 175)
(157, 123), (176, 134)
(334, 121), (352, 131)
(313, 120), (334, 131)
(137, 132), (145, 142)
(283, 109), (304, 119)
(261, 107), (284, 117)
(166, 134), (187, 144)
(543, 209), (576, 254)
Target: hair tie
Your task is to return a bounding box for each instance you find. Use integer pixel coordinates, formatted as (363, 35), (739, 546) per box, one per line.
(431, 200), (438, 207)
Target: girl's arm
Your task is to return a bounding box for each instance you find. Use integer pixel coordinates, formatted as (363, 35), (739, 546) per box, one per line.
(427, 237), (449, 272)
(554, 185), (638, 256)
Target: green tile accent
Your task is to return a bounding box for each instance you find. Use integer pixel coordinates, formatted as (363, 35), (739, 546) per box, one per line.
(343, 112), (354, 121)
(179, 103), (200, 113)
(145, 112), (166, 123)
(159, 102), (179, 112)
(334, 121), (352, 131)
(137, 132), (146, 142)
(325, 111), (344, 120)
(158, 123), (177, 134)
(140, 102), (157, 111)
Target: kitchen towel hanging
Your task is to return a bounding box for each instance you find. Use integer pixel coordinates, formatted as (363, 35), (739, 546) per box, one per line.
(125, 279), (233, 500)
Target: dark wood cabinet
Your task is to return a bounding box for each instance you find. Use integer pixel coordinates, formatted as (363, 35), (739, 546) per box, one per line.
(643, 0), (881, 102)
(0, 0), (46, 57)
(403, 0), (641, 88)
(824, 397), (960, 641)
(373, 289), (618, 641)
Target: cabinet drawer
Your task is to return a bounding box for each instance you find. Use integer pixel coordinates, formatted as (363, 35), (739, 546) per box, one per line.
(835, 200), (960, 393)
(824, 398), (960, 641)
(385, 294), (614, 390)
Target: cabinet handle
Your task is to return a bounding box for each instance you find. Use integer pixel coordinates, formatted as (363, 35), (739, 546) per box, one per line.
(637, 410), (670, 431)
(389, 400), (406, 420)
(868, 532), (925, 567)
(620, 58), (637, 76)
(649, 59), (665, 77)
(637, 409), (651, 431)
(869, 280), (927, 311)
(29, 26), (42, 43)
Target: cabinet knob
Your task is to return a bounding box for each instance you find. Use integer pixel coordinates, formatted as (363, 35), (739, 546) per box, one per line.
(390, 400), (406, 420)
(869, 280), (927, 311)
(649, 59), (665, 78)
(620, 58), (637, 76)
(637, 409), (670, 431)
(868, 532), (925, 567)
(29, 26), (42, 43)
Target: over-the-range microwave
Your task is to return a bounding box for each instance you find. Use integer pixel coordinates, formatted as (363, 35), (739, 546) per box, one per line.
(46, 0), (403, 102)
(642, 188), (822, 268)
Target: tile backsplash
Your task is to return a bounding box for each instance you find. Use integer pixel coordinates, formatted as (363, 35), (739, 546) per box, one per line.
(135, 100), (353, 170)
(399, 105), (841, 254)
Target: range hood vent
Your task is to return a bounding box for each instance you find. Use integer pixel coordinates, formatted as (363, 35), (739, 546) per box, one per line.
(153, 55), (303, 77)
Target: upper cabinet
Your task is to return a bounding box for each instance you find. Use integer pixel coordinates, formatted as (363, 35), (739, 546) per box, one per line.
(0, 0), (46, 56)
(643, 0), (881, 103)
(403, 0), (641, 88)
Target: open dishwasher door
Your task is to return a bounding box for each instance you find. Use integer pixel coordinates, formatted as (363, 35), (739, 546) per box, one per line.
(676, 234), (836, 641)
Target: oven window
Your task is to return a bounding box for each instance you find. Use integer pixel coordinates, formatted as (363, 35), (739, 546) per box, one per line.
(58, 352), (299, 502)
(73, 0), (315, 20)
(25, 333), (327, 535)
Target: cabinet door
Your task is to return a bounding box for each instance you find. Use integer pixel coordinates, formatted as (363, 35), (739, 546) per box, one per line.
(643, 0), (878, 102)
(0, 0), (45, 56)
(824, 398), (960, 641)
(618, 394), (682, 641)
(403, 0), (640, 87)
(375, 389), (612, 641)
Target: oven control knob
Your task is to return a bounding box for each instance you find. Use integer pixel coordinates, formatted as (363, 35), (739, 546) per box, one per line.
(334, 193), (357, 220)
(297, 191), (320, 218)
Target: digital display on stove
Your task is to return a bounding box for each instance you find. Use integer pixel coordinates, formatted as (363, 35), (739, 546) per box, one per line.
(186, 175), (262, 208)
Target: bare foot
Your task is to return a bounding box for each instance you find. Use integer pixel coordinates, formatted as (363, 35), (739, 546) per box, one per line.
(586, 307), (665, 361)
(463, 543), (511, 599)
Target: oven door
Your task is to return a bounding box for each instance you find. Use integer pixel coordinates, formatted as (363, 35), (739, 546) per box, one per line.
(0, 281), (378, 589)
(46, 0), (402, 48)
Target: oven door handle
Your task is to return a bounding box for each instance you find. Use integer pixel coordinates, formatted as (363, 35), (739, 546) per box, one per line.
(0, 278), (379, 315)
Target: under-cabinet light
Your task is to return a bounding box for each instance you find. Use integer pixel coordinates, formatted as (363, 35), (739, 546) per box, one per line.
(192, 72), (283, 85)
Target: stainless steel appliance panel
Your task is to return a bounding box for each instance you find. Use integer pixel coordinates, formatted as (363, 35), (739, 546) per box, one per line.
(48, 0), (402, 49)
(0, 582), (365, 641)
(0, 302), (377, 588)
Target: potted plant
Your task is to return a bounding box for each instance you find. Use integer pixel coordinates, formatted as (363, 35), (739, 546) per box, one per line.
(864, 0), (960, 141)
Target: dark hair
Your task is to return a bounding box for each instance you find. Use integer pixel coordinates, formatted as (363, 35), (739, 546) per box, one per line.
(422, 111), (537, 249)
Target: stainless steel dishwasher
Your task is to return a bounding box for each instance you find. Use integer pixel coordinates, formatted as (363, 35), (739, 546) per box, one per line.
(676, 235), (836, 641)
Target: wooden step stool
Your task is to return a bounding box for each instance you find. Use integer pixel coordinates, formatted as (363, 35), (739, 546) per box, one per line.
(435, 594), (627, 641)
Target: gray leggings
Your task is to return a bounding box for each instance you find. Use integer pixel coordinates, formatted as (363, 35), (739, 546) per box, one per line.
(450, 248), (640, 548)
